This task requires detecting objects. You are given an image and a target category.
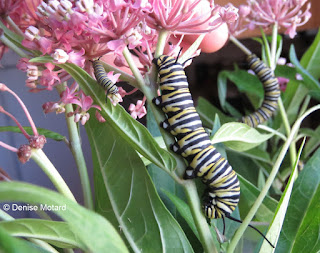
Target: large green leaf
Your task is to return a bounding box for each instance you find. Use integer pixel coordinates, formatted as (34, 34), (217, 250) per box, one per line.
(237, 175), (278, 222)
(56, 62), (176, 172)
(0, 182), (128, 253)
(211, 122), (273, 152)
(276, 148), (320, 253)
(300, 29), (320, 80)
(0, 226), (50, 253)
(0, 126), (65, 142)
(196, 97), (235, 128)
(86, 116), (194, 253)
(0, 219), (84, 249)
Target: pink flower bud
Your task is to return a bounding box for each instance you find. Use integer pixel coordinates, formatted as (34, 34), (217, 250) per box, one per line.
(29, 135), (46, 149)
(25, 26), (40, 41)
(17, 144), (32, 164)
(52, 49), (69, 63)
(27, 65), (39, 81)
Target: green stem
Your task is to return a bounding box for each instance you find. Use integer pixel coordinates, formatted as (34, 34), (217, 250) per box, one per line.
(31, 149), (76, 202)
(229, 35), (251, 56)
(269, 24), (297, 167)
(56, 84), (93, 210)
(184, 181), (218, 253)
(0, 34), (28, 58)
(298, 95), (311, 118)
(65, 103), (93, 209)
(5, 16), (24, 37)
(270, 23), (278, 70)
(278, 99), (296, 166)
(154, 30), (169, 58)
(228, 104), (320, 252)
(123, 44), (217, 252)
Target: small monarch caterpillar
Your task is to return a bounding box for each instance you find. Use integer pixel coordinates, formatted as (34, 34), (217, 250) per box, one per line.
(241, 54), (281, 127)
(153, 54), (274, 248)
(91, 58), (122, 104)
(152, 55), (240, 219)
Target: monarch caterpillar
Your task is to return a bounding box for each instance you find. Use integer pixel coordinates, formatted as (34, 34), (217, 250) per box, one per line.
(91, 58), (122, 104)
(241, 54), (281, 127)
(153, 54), (274, 248)
(152, 55), (240, 219)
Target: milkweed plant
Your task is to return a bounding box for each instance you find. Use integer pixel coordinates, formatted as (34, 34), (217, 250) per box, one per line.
(0, 0), (319, 252)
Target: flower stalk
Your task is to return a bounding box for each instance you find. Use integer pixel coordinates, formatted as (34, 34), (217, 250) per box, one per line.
(56, 84), (93, 210)
(31, 149), (76, 202)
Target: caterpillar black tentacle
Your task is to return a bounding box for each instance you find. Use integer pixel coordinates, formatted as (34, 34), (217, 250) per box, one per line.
(153, 55), (240, 219)
(241, 54), (281, 127)
(91, 58), (121, 104)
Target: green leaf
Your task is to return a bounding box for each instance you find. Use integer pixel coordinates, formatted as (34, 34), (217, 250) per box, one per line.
(0, 126), (65, 141)
(86, 116), (194, 253)
(29, 56), (54, 63)
(0, 219), (84, 249)
(237, 174), (278, 222)
(217, 69), (264, 114)
(232, 148), (271, 164)
(217, 71), (228, 110)
(0, 182), (128, 253)
(0, 226), (50, 253)
(300, 29), (320, 80)
(0, 20), (24, 47)
(289, 45), (320, 94)
(162, 190), (199, 240)
(211, 122), (273, 152)
(196, 97), (235, 128)
(274, 65), (297, 80)
(57, 62), (176, 172)
(276, 148), (320, 253)
(302, 125), (320, 159)
(259, 139), (305, 252)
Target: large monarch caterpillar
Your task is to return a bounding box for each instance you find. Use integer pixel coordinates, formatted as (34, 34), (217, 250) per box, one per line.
(152, 55), (240, 219)
(153, 54), (274, 248)
(241, 54), (281, 127)
(91, 58), (122, 104)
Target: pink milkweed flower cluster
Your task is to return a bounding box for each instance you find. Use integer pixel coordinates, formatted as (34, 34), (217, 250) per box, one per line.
(1, 0), (238, 124)
(239, 0), (311, 38)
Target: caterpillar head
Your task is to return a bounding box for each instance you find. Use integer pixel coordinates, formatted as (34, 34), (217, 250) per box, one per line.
(152, 55), (176, 69)
(202, 190), (226, 219)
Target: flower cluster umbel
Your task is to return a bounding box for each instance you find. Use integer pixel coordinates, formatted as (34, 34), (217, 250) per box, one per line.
(229, 0), (311, 38)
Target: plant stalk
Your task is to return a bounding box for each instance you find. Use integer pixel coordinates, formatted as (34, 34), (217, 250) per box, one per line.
(64, 103), (93, 209)
(0, 34), (28, 58)
(268, 25), (297, 167)
(56, 84), (93, 210)
(31, 149), (76, 202)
